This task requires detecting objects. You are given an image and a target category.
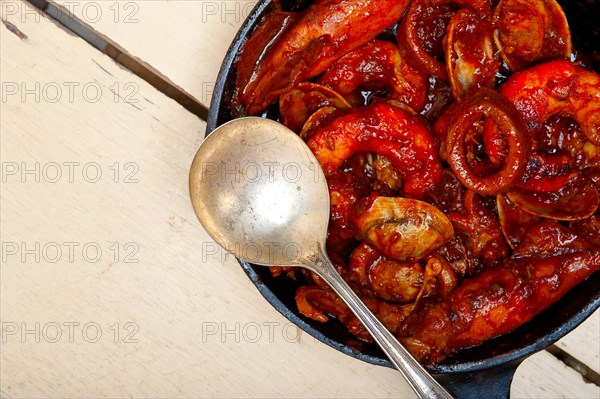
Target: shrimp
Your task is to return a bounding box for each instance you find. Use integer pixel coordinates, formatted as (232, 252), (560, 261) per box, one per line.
(398, 221), (600, 364)
(497, 61), (600, 218)
(307, 102), (442, 199)
(233, 0), (410, 115)
(499, 60), (600, 145)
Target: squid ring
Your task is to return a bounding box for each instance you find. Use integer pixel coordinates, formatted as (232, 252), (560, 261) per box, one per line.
(396, 0), (452, 80)
(446, 89), (529, 195)
(396, 0), (490, 80)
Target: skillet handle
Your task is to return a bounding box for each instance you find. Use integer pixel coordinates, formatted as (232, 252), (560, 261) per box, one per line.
(435, 360), (522, 399)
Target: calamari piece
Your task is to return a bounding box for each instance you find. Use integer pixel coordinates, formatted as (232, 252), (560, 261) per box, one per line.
(397, 0), (491, 80)
(397, 0), (454, 80)
(233, 0), (411, 115)
(446, 89), (529, 195)
(353, 196), (454, 262)
(295, 285), (411, 340)
(448, 190), (509, 267)
(295, 286), (336, 323)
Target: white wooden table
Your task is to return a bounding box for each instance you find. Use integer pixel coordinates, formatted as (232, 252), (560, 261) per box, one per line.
(1, 1), (598, 397)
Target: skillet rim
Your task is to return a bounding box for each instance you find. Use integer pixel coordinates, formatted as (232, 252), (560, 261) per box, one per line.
(206, 0), (600, 374)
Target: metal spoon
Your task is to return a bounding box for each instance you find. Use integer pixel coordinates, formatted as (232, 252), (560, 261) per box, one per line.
(189, 117), (453, 399)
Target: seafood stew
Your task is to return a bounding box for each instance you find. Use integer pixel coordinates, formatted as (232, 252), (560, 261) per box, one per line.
(211, 0), (600, 370)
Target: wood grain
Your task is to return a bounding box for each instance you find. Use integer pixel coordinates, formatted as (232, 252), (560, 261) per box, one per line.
(555, 309), (600, 374)
(512, 351), (599, 399)
(52, 0), (255, 108)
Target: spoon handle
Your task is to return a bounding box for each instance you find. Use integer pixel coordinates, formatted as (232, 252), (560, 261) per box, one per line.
(308, 245), (454, 399)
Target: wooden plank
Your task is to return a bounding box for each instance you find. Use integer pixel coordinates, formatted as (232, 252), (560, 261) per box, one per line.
(556, 309), (600, 374)
(50, 0), (255, 108)
(512, 351), (600, 399)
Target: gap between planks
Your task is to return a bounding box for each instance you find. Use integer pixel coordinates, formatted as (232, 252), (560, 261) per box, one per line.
(25, 0), (209, 121)
(547, 344), (600, 386)
(16, 0), (600, 389)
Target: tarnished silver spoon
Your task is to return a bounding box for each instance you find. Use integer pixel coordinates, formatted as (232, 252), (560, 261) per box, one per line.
(189, 117), (453, 399)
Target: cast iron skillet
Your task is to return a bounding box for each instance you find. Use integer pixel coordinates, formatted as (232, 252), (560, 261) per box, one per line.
(206, 1), (600, 397)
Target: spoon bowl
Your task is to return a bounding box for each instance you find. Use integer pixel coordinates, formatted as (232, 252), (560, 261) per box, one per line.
(189, 117), (453, 399)
(190, 117), (329, 266)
